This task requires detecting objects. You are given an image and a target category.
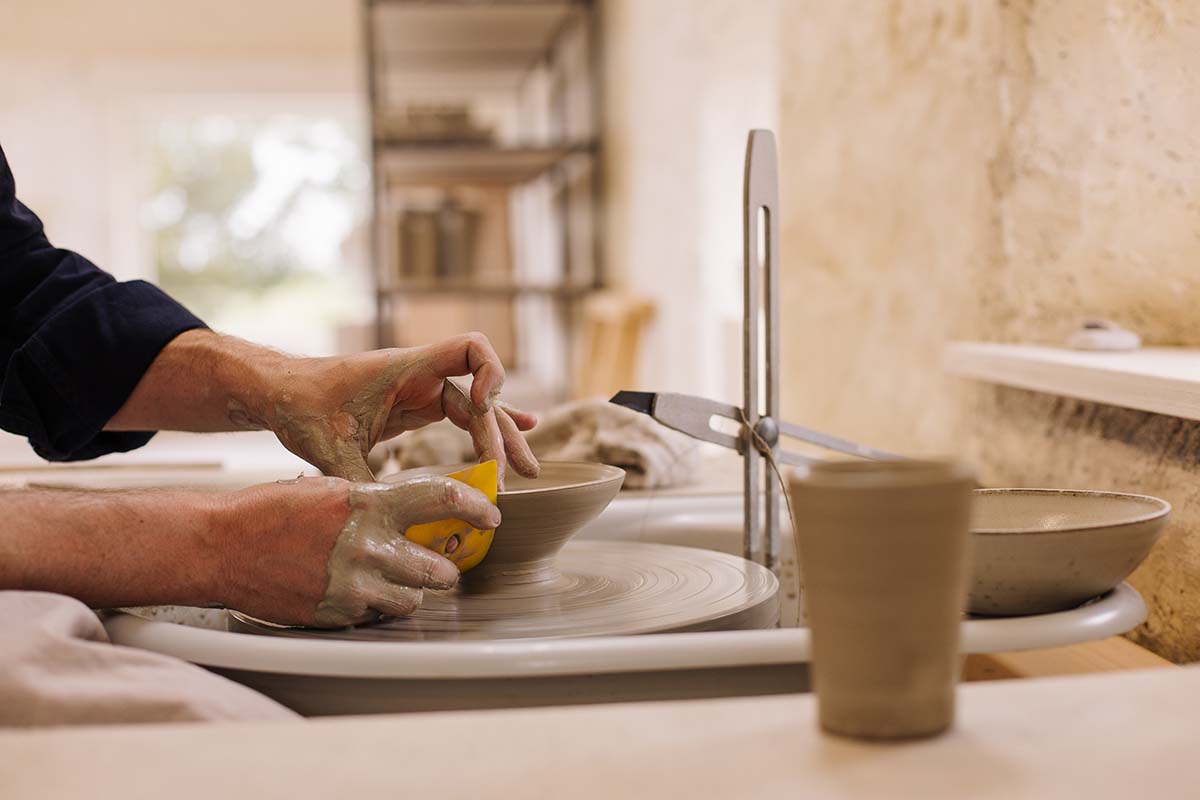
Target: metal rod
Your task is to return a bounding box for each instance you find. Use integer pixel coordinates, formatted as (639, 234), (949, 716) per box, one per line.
(763, 139), (781, 574)
(743, 130), (781, 572)
(742, 135), (760, 564)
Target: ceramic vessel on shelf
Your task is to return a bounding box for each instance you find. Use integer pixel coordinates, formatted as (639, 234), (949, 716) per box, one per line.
(969, 488), (1170, 616)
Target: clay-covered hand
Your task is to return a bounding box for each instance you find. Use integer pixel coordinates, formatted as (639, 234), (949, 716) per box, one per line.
(239, 332), (540, 486)
(217, 475), (502, 627)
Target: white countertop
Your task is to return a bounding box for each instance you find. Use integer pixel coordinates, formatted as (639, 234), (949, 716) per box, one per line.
(1, 665), (1193, 799)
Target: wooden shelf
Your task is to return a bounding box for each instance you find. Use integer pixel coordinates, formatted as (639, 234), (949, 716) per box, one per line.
(381, 281), (593, 298)
(370, 1), (580, 76)
(944, 341), (1200, 422)
(377, 142), (594, 184)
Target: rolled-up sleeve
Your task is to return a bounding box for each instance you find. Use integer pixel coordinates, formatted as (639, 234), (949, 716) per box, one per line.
(0, 143), (206, 461)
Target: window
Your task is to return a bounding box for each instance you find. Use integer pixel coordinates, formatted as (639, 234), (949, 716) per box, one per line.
(141, 111), (371, 356)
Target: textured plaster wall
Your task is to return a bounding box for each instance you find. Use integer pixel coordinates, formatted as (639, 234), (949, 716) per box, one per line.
(778, 0), (1200, 661)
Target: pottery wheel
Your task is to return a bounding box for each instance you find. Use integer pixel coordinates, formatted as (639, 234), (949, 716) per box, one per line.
(231, 541), (779, 641)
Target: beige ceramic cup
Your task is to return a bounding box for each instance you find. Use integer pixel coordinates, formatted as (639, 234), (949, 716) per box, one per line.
(788, 459), (975, 740)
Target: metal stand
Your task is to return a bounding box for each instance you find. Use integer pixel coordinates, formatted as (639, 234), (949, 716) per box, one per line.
(612, 130), (899, 574)
(742, 130), (782, 571)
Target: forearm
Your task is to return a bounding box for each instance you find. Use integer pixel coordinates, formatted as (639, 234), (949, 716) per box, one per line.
(104, 329), (287, 433)
(0, 487), (226, 608)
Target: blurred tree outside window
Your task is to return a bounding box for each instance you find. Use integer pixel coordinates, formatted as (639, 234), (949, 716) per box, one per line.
(141, 112), (371, 356)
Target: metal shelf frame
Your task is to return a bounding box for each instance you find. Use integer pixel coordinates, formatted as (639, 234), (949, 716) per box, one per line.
(361, 0), (604, 395)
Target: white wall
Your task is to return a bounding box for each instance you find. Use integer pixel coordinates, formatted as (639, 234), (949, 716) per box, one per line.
(602, 0), (781, 403)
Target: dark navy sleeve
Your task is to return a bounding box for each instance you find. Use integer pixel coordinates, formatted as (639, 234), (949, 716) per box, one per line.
(0, 143), (207, 461)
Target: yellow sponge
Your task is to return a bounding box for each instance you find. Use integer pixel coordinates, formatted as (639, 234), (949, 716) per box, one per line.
(403, 460), (498, 573)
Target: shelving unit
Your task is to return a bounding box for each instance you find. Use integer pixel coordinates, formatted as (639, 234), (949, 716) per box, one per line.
(379, 281), (594, 297)
(376, 142), (596, 184)
(361, 0), (603, 401)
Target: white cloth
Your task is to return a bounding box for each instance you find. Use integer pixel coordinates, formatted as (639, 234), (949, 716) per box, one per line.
(392, 399), (699, 490)
(0, 592), (298, 726)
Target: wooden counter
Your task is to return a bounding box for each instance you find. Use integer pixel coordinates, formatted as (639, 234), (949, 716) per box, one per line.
(1, 665), (1194, 798)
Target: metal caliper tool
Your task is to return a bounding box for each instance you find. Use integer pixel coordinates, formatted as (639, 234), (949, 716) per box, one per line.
(611, 130), (899, 573)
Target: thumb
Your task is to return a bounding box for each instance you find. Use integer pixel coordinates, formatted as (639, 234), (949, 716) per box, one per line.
(312, 441), (377, 483)
(331, 457), (377, 483)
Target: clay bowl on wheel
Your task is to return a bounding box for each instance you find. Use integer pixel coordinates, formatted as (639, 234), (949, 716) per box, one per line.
(968, 488), (1170, 616)
(391, 461), (625, 587)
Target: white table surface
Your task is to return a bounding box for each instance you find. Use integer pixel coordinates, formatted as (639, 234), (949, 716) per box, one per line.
(0, 665), (1193, 799)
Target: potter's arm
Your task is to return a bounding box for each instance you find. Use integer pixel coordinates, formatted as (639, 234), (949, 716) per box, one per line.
(0, 475), (496, 625)
(105, 329), (540, 484)
(0, 486), (225, 609)
(0, 142), (207, 462)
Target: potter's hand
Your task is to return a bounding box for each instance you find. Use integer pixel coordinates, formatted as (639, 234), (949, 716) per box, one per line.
(220, 475), (501, 628)
(259, 334), (541, 486)
(105, 329), (540, 485)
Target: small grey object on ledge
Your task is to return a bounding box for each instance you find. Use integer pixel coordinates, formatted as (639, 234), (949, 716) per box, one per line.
(1067, 319), (1141, 351)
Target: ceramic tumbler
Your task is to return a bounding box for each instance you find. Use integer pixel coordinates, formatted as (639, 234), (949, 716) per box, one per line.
(788, 459), (975, 740)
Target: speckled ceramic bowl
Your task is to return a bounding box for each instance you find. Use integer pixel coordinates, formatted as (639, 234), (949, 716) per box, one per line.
(969, 488), (1170, 616)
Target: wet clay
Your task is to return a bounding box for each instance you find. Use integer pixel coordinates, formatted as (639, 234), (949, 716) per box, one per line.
(232, 462), (779, 640)
(440, 380), (540, 489)
(474, 462), (626, 587)
(223, 335), (533, 484)
(233, 540), (780, 640)
(312, 478), (467, 628)
(389, 462), (625, 587)
(266, 356), (432, 484)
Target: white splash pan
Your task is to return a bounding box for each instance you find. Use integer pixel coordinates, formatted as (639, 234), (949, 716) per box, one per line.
(105, 584), (1144, 680)
(31, 468), (1130, 713)
(103, 489), (1146, 715)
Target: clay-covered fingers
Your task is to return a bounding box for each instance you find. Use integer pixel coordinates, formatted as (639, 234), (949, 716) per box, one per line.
(496, 406), (539, 478)
(441, 381), (508, 486)
(420, 332), (506, 409)
(358, 572), (426, 618)
(497, 401), (538, 432)
(378, 537), (461, 591)
(382, 475), (502, 531)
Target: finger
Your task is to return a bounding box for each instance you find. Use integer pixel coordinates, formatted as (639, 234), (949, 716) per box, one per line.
(312, 604), (379, 629)
(420, 333), (505, 409)
(381, 475), (502, 530)
(442, 381), (507, 487)
(497, 401), (538, 432)
(361, 573), (426, 617)
(475, 410), (507, 488)
(379, 538), (460, 591)
(496, 406), (540, 478)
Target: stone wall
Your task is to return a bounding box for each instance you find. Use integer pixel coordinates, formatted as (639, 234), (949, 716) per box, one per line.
(778, 0), (1200, 661)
